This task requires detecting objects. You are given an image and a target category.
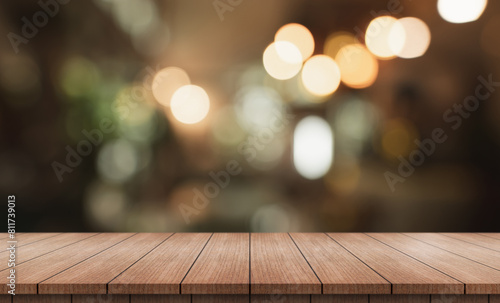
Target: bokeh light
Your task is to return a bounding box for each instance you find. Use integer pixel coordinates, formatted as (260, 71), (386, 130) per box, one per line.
(59, 57), (100, 98)
(234, 86), (285, 130)
(152, 67), (191, 107)
(336, 44), (378, 89)
(85, 181), (128, 230)
(293, 116), (334, 180)
(438, 0), (487, 24)
(263, 41), (302, 80)
(324, 31), (359, 60)
(390, 17), (431, 59)
(365, 16), (404, 59)
(275, 23), (314, 62)
(170, 85), (210, 124)
(380, 118), (419, 160)
(97, 139), (139, 183)
(301, 55), (341, 96)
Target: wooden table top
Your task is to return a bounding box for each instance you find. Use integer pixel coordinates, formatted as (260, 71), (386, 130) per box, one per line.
(2, 233), (500, 295)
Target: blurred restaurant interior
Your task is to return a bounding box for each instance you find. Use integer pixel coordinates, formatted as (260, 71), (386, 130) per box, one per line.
(1, 0), (500, 232)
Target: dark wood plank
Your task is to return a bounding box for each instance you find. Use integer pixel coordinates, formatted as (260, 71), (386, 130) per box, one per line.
(290, 233), (390, 294)
(328, 233), (463, 294)
(40, 233), (172, 294)
(312, 295), (368, 303)
(251, 233), (321, 294)
(72, 295), (129, 303)
(0, 233), (133, 294)
(109, 233), (212, 294)
(442, 233), (500, 252)
(182, 233), (249, 294)
(430, 295), (488, 302)
(252, 295), (310, 302)
(0, 233), (97, 271)
(193, 295), (248, 303)
(405, 233), (500, 271)
(131, 295), (190, 303)
(370, 295), (429, 303)
(0, 295), (9, 303)
(491, 295), (500, 303)
(368, 233), (500, 294)
(13, 295), (70, 303)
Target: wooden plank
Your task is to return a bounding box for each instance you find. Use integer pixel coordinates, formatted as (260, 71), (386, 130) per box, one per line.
(290, 233), (390, 294)
(430, 295), (488, 302)
(405, 233), (500, 271)
(182, 233), (249, 294)
(252, 295), (310, 302)
(39, 233), (172, 294)
(72, 295), (129, 303)
(8, 233), (60, 246)
(250, 233), (321, 294)
(131, 295), (190, 303)
(193, 295), (248, 303)
(328, 233), (463, 294)
(370, 295), (429, 303)
(0, 233), (98, 271)
(368, 233), (500, 294)
(312, 295), (368, 303)
(0, 233), (133, 294)
(109, 233), (212, 294)
(478, 233), (500, 240)
(13, 295), (70, 303)
(0, 295), (9, 303)
(491, 295), (500, 303)
(442, 233), (500, 252)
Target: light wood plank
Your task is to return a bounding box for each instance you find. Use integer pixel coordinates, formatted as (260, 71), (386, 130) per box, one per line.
(252, 295), (310, 302)
(430, 295), (488, 302)
(405, 233), (500, 271)
(8, 233), (60, 246)
(193, 295), (248, 303)
(109, 233), (212, 294)
(40, 233), (172, 294)
(290, 233), (390, 294)
(370, 295), (429, 303)
(0, 233), (97, 271)
(131, 295), (190, 303)
(478, 233), (500, 240)
(13, 295), (70, 303)
(182, 233), (249, 294)
(72, 294), (129, 303)
(251, 233), (321, 294)
(312, 295), (368, 303)
(442, 233), (500, 252)
(369, 233), (500, 294)
(0, 233), (133, 294)
(328, 233), (463, 294)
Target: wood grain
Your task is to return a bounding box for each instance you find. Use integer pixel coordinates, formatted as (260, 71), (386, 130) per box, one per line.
(405, 233), (500, 271)
(430, 295), (488, 302)
(0, 233), (97, 271)
(368, 233), (500, 294)
(251, 233), (321, 294)
(39, 233), (172, 294)
(72, 295), (129, 303)
(491, 295), (500, 303)
(0, 295), (9, 303)
(9, 233), (60, 246)
(328, 233), (463, 294)
(312, 295), (368, 303)
(131, 295), (190, 303)
(370, 295), (429, 303)
(109, 233), (212, 294)
(442, 233), (500, 252)
(0, 233), (133, 294)
(13, 295), (70, 303)
(182, 233), (249, 294)
(252, 295), (310, 302)
(193, 295), (248, 303)
(290, 233), (390, 294)
(478, 233), (500, 240)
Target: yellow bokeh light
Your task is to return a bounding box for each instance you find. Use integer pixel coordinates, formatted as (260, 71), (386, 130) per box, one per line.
(438, 0), (487, 24)
(152, 67), (190, 107)
(324, 31), (358, 59)
(336, 44), (378, 89)
(263, 41), (302, 80)
(170, 85), (210, 124)
(380, 119), (419, 160)
(390, 17), (431, 59)
(365, 16), (404, 59)
(301, 55), (341, 96)
(275, 23), (314, 62)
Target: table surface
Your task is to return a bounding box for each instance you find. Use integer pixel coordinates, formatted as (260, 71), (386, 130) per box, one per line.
(2, 233), (500, 295)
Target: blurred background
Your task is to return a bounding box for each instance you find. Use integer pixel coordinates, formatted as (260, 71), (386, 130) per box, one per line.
(1, 0), (500, 232)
